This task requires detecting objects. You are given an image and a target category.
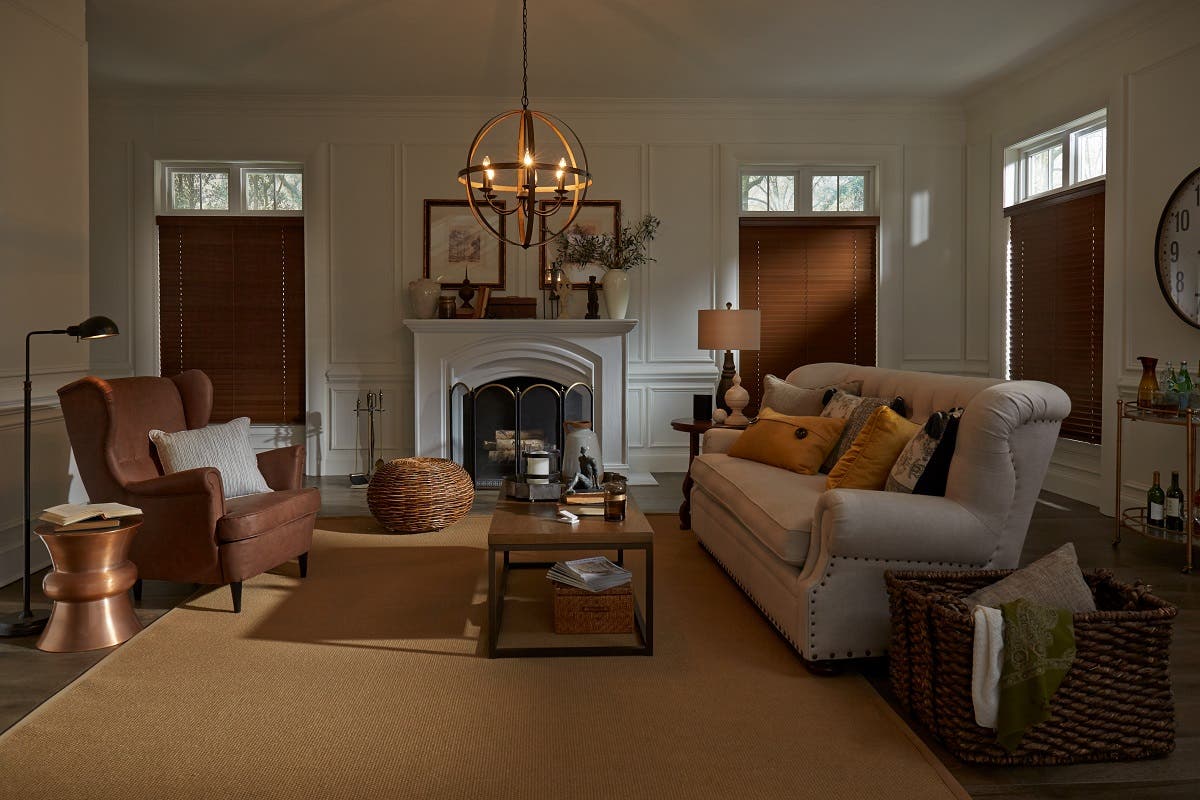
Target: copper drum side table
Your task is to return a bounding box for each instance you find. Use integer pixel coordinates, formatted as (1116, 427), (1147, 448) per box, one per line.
(35, 518), (143, 652)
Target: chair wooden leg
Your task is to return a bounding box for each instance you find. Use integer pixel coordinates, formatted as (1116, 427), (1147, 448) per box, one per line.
(230, 581), (243, 613)
(132, 578), (143, 602)
(298, 552), (308, 579)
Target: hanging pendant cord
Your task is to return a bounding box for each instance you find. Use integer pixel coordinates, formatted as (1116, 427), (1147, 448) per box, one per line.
(521, 0), (529, 109)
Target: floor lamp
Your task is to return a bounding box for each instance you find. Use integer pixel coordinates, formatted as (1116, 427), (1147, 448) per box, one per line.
(697, 303), (761, 425)
(0, 316), (119, 638)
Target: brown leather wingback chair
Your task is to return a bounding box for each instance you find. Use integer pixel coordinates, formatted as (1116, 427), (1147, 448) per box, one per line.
(57, 370), (319, 612)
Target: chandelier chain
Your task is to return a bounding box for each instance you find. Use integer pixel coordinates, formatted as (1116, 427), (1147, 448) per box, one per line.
(521, 0), (529, 109)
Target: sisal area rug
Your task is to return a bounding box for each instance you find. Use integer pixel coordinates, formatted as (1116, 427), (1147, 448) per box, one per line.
(0, 514), (966, 800)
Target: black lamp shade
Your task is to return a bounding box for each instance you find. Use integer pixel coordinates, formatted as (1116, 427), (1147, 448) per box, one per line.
(67, 315), (119, 340)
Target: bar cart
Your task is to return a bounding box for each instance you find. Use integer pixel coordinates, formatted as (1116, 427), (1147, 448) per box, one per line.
(1114, 398), (1199, 573)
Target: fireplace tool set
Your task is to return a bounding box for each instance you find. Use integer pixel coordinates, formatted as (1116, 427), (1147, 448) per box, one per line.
(350, 390), (387, 488)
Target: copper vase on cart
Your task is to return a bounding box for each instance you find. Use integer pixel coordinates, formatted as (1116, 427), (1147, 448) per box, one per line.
(1137, 356), (1159, 409)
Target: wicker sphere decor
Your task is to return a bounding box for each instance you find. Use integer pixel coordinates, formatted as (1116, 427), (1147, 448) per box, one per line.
(367, 457), (474, 533)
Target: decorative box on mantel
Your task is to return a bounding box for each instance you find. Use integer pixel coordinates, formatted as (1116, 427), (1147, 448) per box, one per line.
(403, 319), (650, 485)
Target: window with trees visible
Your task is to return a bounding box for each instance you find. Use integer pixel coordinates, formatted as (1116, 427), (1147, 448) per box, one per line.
(740, 167), (872, 215)
(164, 163), (303, 214)
(1006, 111), (1105, 205)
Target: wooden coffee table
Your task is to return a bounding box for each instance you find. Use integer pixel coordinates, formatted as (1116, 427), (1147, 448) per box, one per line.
(487, 492), (653, 658)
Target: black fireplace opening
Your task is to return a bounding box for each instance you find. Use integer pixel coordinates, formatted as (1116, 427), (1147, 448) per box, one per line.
(452, 377), (594, 488)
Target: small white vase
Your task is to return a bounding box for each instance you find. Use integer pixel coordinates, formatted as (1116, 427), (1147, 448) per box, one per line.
(602, 270), (631, 319)
(408, 275), (443, 319)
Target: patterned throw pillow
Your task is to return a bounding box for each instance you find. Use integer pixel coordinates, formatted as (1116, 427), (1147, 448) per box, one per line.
(760, 375), (862, 417)
(149, 417), (272, 498)
(885, 408), (963, 495)
(819, 390), (907, 473)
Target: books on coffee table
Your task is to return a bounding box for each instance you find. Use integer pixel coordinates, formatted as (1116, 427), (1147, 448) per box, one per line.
(546, 556), (631, 593)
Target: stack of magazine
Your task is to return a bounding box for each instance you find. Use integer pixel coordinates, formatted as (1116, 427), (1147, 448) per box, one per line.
(546, 556), (631, 593)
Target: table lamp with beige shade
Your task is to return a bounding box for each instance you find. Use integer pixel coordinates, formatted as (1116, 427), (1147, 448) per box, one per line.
(697, 302), (761, 427)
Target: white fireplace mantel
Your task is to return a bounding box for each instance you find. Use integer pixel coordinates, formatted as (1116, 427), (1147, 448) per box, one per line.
(403, 318), (647, 483)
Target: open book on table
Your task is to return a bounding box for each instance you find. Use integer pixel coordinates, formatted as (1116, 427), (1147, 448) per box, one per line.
(39, 502), (142, 527)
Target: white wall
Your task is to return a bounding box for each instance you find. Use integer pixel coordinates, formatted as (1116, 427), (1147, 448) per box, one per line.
(88, 92), (970, 478)
(0, 0), (90, 584)
(964, 0), (1200, 510)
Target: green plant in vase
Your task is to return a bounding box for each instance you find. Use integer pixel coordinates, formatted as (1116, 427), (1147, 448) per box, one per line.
(553, 213), (660, 320)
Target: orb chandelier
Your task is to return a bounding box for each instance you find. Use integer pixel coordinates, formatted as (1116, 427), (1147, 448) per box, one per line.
(457, 0), (592, 249)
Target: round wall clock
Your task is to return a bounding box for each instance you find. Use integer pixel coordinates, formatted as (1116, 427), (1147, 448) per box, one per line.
(1156, 165), (1200, 328)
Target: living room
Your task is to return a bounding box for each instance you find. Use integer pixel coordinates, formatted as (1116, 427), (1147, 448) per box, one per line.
(2, 1), (1199, 797)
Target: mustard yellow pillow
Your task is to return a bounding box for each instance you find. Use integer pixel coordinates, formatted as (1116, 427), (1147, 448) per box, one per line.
(727, 408), (845, 475)
(826, 406), (922, 490)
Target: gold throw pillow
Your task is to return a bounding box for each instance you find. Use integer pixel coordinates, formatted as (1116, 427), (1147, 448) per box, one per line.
(826, 406), (922, 490)
(727, 408), (846, 475)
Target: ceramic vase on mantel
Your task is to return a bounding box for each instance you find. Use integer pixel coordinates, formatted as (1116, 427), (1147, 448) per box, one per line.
(602, 270), (631, 319)
(408, 275), (443, 319)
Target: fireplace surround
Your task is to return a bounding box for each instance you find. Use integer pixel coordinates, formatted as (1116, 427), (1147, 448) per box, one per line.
(404, 319), (643, 483)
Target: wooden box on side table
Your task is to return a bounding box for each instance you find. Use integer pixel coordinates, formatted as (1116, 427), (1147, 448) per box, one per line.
(552, 582), (634, 634)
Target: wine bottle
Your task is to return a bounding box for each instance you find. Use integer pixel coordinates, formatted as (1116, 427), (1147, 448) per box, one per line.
(1165, 470), (1184, 532)
(1148, 471), (1165, 528)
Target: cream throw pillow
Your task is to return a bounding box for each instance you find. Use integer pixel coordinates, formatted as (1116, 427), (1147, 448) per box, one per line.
(149, 417), (272, 499)
(760, 375), (863, 417)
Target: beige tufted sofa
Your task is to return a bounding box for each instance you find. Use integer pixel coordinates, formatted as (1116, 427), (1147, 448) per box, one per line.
(690, 363), (1070, 666)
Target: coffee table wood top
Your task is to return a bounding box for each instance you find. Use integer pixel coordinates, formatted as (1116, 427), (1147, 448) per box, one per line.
(488, 492), (653, 547)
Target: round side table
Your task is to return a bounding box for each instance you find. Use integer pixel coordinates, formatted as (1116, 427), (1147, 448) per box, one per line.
(671, 418), (714, 530)
(35, 518), (143, 653)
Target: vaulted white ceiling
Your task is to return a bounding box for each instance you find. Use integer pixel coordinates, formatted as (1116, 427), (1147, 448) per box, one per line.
(86, 0), (1144, 99)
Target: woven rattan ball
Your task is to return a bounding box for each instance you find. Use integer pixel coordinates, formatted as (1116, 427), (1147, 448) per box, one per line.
(367, 457), (474, 533)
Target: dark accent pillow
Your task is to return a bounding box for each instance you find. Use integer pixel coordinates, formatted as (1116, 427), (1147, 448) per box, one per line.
(885, 408), (963, 495)
(914, 409), (963, 496)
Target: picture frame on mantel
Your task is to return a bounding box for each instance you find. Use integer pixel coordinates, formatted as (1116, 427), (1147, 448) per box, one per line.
(538, 199), (620, 289)
(424, 199), (506, 289)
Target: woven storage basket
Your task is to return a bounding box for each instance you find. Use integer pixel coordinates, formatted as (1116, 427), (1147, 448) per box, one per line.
(552, 582), (634, 634)
(885, 569), (1176, 766)
(367, 457), (474, 533)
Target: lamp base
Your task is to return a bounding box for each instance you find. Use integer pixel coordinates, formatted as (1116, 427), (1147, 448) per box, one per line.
(0, 608), (50, 638)
(715, 350), (736, 413)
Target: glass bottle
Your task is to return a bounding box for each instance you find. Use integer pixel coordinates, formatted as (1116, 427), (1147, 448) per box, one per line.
(603, 481), (627, 522)
(1165, 361), (1178, 392)
(1179, 362), (1194, 410)
(1147, 471), (1165, 528)
(1165, 471), (1185, 532)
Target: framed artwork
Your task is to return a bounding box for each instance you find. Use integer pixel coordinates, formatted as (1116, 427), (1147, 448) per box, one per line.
(424, 199), (506, 289)
(538, 200), (621, 288)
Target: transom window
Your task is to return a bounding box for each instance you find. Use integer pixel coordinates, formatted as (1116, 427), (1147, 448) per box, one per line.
(1005, 111), (1106, 206)
(740, 167), (873, 215)
(162, 162), (304, 214)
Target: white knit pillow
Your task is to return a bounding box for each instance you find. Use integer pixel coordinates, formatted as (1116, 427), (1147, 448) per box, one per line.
(149, 417), (271, 498)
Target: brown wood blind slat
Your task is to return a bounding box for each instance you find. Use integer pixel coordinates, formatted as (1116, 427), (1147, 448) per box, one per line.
(1007, 184), (1104, 444)
(156, 216), (305, 425)
(738, 220), (877, 409)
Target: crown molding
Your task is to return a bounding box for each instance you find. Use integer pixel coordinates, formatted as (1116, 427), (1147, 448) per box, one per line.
(88, 89), (965, 123)
(960, 0), (1183, 108)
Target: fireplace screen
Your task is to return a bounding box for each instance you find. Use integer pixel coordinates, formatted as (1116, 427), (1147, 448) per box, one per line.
(450, 377), (594, 488)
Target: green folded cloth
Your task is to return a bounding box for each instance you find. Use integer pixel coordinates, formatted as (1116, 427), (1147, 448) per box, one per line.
(995, 598), (1076, 752)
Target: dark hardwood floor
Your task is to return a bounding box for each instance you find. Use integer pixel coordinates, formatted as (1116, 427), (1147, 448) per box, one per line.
(1, 476), (1195, 798)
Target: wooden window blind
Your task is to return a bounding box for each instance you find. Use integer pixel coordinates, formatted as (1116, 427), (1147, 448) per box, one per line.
(1006, 181), (1104, 444)
(156, 216), (305, 425)
(738, 218), (878, 409)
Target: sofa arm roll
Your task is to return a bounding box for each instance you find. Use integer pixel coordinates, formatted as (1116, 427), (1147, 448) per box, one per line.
(812, 489), (996, 566)
(702, 427), (743, 455)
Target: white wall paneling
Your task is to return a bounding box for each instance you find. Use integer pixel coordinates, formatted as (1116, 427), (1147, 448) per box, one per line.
(964, 0), (1200, 509)
(90, 92), (968, 477)
(1, 0), (90, 584)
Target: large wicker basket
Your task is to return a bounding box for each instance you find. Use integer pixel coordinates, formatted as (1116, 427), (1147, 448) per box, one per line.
(367, 457), (474, 533)
(885, 568), (1176, 766)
